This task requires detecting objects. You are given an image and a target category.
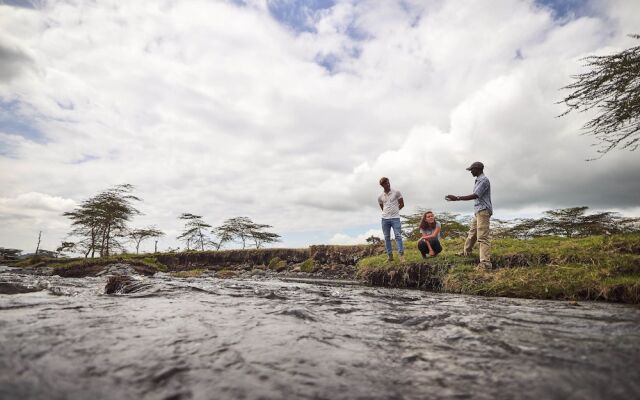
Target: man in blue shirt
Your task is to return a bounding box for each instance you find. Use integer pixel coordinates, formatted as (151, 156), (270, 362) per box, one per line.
(446, 161), (493, 269)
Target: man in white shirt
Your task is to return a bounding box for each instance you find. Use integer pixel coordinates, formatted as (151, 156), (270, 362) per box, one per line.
(378, 177), (405, 262)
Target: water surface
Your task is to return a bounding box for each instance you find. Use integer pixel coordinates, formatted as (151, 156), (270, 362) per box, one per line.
(1, 269), (639, 400)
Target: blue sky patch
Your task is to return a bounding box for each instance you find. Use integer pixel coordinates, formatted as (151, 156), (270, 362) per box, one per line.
(534, 0), (588, 20)
(0, 0), (37, 9)
(267, 0), (335, 34)
(315, 53), (339, 73)
(0, 100), (46, 143)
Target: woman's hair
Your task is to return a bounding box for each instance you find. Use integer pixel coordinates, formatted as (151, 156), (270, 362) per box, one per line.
(419, 211), (436, 230)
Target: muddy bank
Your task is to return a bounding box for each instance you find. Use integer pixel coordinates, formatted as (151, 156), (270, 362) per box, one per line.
(361, 263), (450, 290)
(155, 245), (382, 270)
(4, 245), (383, 280)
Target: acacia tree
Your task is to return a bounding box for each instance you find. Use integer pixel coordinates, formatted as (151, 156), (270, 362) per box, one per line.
(401, 209), (469, 240)
(366, 235), (382, 245)
(561, 34), (640, 155)
(213, 217), (280, 249)
(249, 224), (281, 249)
(177, 213), (213, 251)
(130, 227), (164, 254)
(63, 184), (141, 257)
(505, 206), (640, 238)
(0, 247), (22, 260)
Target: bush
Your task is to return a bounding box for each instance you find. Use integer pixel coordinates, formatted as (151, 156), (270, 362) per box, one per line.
(300, 258), (315, 273)
(268, 257), (287, 271)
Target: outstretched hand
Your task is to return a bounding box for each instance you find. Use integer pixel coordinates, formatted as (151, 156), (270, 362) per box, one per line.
(445, 195), (457, 201)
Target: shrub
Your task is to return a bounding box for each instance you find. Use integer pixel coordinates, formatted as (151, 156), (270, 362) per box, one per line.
(268, 257), (287, 271)
(300, 258), (315, 273)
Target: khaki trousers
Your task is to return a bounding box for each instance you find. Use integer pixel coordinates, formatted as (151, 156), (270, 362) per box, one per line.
(464, 209), (491, 267)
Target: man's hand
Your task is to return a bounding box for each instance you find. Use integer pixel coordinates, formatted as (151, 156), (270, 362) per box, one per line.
(445, 195), (458, 201)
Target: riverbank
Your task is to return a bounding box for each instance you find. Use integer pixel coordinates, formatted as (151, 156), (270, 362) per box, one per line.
(358, 234), (640, 303)
(5, 234), (640, 303)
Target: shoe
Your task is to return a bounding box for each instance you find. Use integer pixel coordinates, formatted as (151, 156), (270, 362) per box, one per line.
(399, 255), (405, 262)
(456, 251), (470, 257)
(475, 262), (492, 271)
(387, 255), (394, 262)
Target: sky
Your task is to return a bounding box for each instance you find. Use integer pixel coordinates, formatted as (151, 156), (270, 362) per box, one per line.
(0, 0), (639, 254)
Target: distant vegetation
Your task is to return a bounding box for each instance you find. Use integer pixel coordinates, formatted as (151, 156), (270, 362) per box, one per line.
(55, 184), (280, 258)
(3, 184), (637, 263)
(399, 206), (639, 241)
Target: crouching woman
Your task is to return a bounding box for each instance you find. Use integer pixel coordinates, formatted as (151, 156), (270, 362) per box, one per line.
(417, 211), (442, 258)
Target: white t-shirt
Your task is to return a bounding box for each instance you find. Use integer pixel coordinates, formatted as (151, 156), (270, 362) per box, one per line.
(378, 189), (403, 219)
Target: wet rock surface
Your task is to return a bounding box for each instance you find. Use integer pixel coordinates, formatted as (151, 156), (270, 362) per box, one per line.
(1, 267), (640, 400)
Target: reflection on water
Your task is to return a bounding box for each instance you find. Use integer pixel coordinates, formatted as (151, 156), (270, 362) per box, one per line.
(1, 269), (639, 400)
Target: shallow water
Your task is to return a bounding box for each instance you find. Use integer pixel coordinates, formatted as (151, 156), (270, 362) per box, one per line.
(1, 268), (639, 400)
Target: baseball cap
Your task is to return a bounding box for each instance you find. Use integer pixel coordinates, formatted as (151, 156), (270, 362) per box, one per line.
(466, 161), (484, 170)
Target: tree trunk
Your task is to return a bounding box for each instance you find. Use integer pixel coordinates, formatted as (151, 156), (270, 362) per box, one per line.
(35, 231), (42, 255)
(104, 224), (111, 257)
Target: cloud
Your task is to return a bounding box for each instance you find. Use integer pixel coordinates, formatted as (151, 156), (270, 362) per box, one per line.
(0, 41), (33, 82)
(0, 0), (638, 252)
(329, 228), (382, 245)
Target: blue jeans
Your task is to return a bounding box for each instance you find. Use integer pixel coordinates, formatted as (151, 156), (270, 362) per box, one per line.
(381, 218), (404, 256)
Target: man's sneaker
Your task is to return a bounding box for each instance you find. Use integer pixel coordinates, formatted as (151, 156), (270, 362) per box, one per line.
(387, 255), (394, 262)
(456, 251), (470, 257)
(399, 255), (405, 262)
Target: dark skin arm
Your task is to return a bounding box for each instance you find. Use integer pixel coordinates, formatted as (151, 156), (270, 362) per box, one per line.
(445, 194), (478, 201)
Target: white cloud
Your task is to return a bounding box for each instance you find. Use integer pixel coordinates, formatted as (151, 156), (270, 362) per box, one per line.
(329, 228), (383, 245)
(0, 0), (638, 252)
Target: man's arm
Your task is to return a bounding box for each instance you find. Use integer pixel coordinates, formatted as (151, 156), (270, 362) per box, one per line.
(445, 194), (478, 201)
(398, 197), (404, 209)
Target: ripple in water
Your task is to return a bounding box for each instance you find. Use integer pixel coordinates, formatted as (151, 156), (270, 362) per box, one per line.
(0, 271), (639, 399)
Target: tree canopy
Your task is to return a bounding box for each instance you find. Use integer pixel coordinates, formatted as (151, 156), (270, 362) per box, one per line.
(401, 209), (469, 241)
(63, 184), (141, 257)
(177, 213), (213, 251)
(213, 217), (280, 249)
(130, 226), (164, 254)
(505, 206), (639, 239)
(561, 34), (640, 155)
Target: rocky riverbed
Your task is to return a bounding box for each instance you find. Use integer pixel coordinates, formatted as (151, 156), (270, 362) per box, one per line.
(1, 264), (640, 400)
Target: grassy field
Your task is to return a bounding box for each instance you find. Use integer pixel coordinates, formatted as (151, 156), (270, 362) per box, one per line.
(357, 234), (640, 303)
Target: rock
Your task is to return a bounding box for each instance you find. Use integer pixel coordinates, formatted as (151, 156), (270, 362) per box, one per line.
(96, 263), (138, 277)
(215, 270), (239, 279)
(104, 275), (150, 294)
(0, 281), (47, 295)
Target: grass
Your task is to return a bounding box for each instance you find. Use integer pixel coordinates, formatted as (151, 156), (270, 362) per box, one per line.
(20, 254), (169, 272)
(299, 258), (315, 273)
(170, 269), (207, 278)
(357, 234), (640, 303)
(268, 257), (287, 271)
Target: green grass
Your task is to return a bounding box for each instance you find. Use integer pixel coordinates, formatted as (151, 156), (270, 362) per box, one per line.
(357, 234), (640, 303)
(299, 258), (315, 273)
(33, 254), (168, 272)
(268, 257), (287, 271)
(170, 269), (207, 278)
